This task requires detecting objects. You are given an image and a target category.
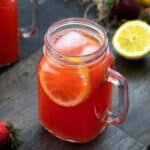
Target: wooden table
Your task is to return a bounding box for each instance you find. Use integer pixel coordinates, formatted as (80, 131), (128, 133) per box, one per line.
(0, 0), (150, 149)
(115, 54), (150, 145)
(0, 49), (149, 150)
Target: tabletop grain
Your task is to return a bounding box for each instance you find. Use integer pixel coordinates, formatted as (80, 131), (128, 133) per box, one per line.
(113, 47), (150, 146)
(0, 50), (147, 150)
(108, 31), (150, 146)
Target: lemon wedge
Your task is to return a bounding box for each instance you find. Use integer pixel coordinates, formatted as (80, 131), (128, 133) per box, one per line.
(112, 20), (150, 60)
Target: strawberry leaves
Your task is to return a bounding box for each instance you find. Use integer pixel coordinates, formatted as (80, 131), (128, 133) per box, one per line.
(7, 121), (21, 150)
(106, 0), (119, 8)
(0, 120), (21, 150)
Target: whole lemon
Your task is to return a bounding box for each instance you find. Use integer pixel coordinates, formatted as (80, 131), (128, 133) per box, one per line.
(138, 0), (150, 6)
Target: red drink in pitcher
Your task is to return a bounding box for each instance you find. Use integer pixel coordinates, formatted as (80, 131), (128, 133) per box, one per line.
(0, 0), (38, 66)
(0, 0), (19, 65)
(38, 18), (129, 143)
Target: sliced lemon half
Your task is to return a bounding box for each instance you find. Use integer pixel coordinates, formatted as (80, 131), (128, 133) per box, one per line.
(112, 20), (150, 60)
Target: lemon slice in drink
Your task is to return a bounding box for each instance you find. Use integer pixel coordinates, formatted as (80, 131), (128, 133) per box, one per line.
(39, 59), (90, 107)
(112, 20), (150, 60)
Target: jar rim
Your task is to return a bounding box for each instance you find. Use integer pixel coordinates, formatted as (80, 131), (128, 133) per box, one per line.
(44, 18), (108, 65)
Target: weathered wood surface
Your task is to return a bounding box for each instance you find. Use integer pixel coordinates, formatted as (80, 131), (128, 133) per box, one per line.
(107, 30), (150, 146)
(0, 0), (150, 149)
(0, 50), (146, 150)
(112, 45), (150, 145)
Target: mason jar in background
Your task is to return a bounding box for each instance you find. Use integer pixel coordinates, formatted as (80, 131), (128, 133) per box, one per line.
(0, 0), (38, 66)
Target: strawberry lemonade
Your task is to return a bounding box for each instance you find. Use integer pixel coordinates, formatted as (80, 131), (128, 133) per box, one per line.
(37, 18), (129, 143)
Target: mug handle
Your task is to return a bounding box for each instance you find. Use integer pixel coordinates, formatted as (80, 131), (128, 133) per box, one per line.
(106, 68), (129, 125)
(20, 0), (38, 38)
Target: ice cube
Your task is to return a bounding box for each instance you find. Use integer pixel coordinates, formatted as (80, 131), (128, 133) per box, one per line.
(81, 45), (98, 55)
(55, 31), (86, 52)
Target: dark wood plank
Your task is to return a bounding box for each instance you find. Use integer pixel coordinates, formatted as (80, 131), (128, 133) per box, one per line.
(108, 31), (150, 145)
(117, 55), (150, 145)
(0, 50), (146, 150)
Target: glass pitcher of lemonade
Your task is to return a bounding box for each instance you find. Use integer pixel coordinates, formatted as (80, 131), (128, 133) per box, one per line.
(0, 0), (38, 66)
(37, 18), (129, 143)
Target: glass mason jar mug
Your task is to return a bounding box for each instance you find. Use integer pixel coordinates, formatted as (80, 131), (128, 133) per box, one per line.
(37, 18), (129, 143)
(0, 0), (38, 66)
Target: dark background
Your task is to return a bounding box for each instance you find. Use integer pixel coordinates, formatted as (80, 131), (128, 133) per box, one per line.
(19, 0), (84, 60)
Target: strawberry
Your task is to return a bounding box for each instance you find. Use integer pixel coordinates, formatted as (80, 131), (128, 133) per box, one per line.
(0, 120), (21, 150)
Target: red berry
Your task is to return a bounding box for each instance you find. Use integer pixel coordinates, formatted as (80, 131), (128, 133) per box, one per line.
(140, 7), (150, 23)
(0, 126), (11, 149)
(0, 120), (21, 150)
(112, 0), (140, 19)
(0, 120), (8, 127)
